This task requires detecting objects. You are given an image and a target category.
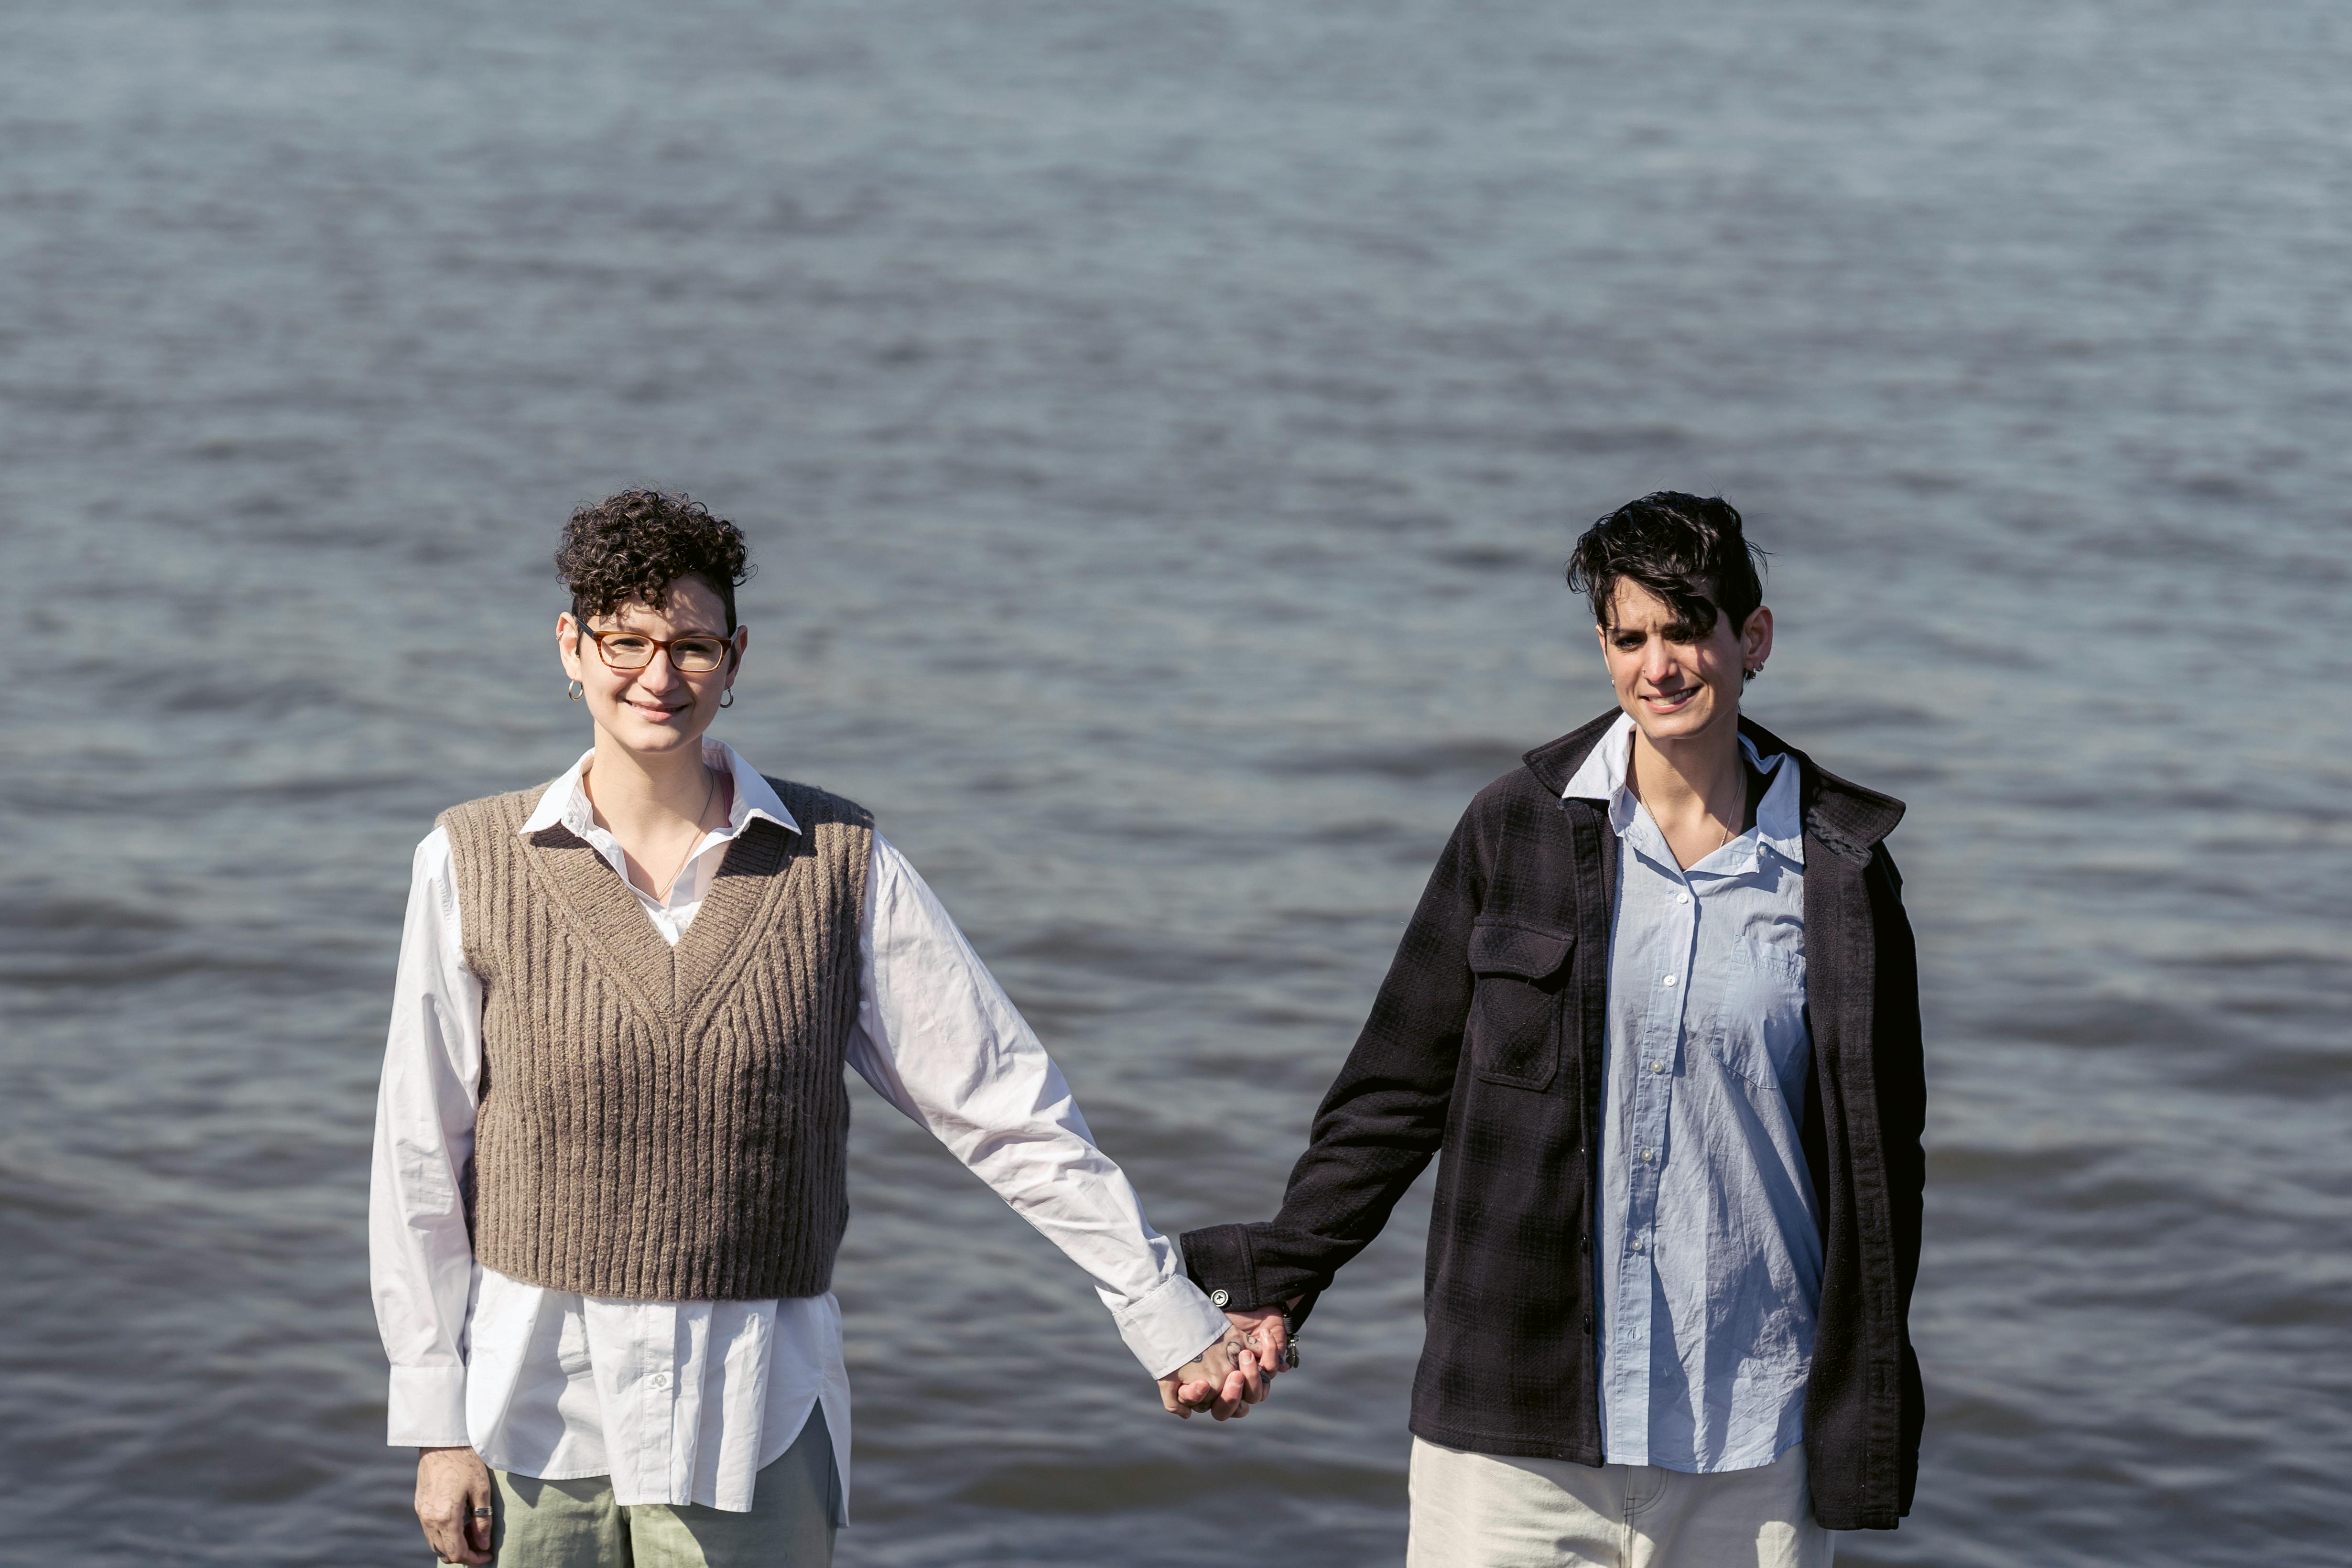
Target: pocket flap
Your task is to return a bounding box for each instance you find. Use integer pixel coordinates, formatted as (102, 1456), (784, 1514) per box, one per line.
(1467, 919), (1576, 980)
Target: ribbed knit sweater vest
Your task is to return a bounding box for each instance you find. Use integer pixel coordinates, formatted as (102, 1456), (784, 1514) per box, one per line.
(438, 776), (872, 1301)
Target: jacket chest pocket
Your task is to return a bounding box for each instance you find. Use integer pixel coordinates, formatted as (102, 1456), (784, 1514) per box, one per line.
(1466, 918), (1576, 1092)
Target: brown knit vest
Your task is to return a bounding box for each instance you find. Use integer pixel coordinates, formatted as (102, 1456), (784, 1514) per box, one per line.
(438, 776), (871, 1301)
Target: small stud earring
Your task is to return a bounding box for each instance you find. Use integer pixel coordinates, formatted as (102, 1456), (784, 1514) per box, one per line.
(719, 689), (735, 709)
(567, 680), (583, 701)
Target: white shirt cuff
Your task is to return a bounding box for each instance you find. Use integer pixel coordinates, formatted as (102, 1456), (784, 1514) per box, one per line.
(387, 1364), (470, 1448)
(1113, 1273), (1233, 1380)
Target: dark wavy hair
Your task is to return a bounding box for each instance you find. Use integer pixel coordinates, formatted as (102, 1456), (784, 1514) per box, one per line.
(554, 489), (753, 632)
(1566, 491), (1767, 641)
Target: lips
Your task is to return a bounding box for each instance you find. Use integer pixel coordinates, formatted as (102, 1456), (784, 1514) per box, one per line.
(628, 701), (688, 722)
(1642, 688), (1699, 711)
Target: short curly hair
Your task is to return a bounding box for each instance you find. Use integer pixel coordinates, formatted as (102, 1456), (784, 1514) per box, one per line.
(554, 489), (753, 632)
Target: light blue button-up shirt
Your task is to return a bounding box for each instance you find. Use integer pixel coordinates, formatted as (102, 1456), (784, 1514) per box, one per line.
(1564, 713), (1821, 1474)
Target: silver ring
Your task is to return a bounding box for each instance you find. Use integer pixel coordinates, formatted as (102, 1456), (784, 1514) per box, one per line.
(472, 1507), (494, 1518)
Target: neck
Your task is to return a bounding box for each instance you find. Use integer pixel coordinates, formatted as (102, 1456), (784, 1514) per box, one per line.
(582, 732), (717, 833)
(1625, 711), (1746, 829)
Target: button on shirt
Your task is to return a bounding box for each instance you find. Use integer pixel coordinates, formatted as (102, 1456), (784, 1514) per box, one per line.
(1563, 714), (1821, 1474)
(369, 741), (1227, 1516)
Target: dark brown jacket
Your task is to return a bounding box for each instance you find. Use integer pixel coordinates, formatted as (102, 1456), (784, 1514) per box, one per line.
(1182, 709), (1924, 1530)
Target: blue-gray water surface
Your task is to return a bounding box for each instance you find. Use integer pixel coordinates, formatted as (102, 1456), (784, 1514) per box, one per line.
(2, 2), (2348, 1563)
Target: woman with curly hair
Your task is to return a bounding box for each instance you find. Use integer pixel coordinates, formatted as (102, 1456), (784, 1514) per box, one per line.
(369, 491), (1268, 1567)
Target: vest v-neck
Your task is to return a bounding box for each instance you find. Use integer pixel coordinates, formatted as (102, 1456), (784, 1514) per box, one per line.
(518, 818), (796, 1026)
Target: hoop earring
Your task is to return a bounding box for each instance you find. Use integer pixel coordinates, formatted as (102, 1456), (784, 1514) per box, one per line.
(719, 689), (735, 709)
(567, 680), (584, 701)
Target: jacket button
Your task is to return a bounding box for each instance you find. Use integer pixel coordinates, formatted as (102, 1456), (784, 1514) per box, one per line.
(1210, 1289), (1230, 1307)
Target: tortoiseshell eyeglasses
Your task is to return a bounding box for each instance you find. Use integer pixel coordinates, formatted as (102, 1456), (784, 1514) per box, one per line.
(579, 627), (735, 673)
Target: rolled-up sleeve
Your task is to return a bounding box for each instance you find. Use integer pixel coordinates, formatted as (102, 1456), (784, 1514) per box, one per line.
(844, 834), (1227, 1380)
(369, 828), (485, 1447)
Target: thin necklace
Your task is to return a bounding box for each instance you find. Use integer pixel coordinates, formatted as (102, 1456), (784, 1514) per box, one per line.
(1684, 811), (1731, 873)
(652, 766), (720, 902)
(1711, 772), (1750, 857)
(1709, 765), (1758, 859)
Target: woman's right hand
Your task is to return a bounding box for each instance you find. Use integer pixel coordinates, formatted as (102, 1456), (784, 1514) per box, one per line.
(414, 1446), (495, 1564)
(1157, 1331), (1256, 1419)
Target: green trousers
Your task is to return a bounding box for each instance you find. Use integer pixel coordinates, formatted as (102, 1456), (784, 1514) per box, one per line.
(479, 1407), (836, 1568)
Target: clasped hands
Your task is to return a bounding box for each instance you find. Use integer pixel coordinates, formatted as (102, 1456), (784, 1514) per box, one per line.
(1155, 1301), (1299, 1421)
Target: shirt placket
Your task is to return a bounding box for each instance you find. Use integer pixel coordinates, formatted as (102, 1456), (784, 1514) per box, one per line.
(1608, 830), (1698, 1460)
(633, 1300), (682, 1501)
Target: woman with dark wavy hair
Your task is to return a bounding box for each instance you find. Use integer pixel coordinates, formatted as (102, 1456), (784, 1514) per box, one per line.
(369, 491), (1265, 1567)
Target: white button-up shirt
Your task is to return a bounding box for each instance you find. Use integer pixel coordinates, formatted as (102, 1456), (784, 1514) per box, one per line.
(369, 741), (1227, 1515)
(1564, 714), (1822, 1474)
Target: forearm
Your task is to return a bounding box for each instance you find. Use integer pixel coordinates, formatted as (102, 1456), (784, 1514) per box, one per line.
(1183, 813), (1483, 1316)
(945, 1099), (1231, 1375)
(371, 1078), (480, 1445)
(851, 833), (1227, 1378)
(1182, 1093), (1447, 1315)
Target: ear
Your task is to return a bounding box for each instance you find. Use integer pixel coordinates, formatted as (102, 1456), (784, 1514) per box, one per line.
(1739, 605), (1774, 677)
(557, 611), (587, 682)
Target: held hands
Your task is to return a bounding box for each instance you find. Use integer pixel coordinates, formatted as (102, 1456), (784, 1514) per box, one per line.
(1222, 1302), (1296, 1375)
(1156, 1299), (1303, 1421)
(1157, 1328), (1265, 1420)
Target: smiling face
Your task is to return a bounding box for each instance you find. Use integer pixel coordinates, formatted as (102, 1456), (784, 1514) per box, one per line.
(1597, 578), (1772, 748)
(556, 575), (746, 760)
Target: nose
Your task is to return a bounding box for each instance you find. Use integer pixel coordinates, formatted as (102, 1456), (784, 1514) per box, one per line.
(634, 649), (686, 690)
(1640, 637), (1675, 687)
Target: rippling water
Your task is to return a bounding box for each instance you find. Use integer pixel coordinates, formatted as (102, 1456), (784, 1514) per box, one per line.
(3, 2), (2348, 1563)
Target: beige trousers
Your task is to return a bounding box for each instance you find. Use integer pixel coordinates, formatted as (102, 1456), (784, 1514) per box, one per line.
(1406, 1438), (1832, 1568)
(476, 1407), (836, 1568)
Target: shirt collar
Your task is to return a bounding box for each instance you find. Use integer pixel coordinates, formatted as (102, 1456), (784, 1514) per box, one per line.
(1560, 711), (1805, 868)
(1745, 735), (1805, 867)
(1559, 712), (1637, 812)
(518, 738), (802, 841)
